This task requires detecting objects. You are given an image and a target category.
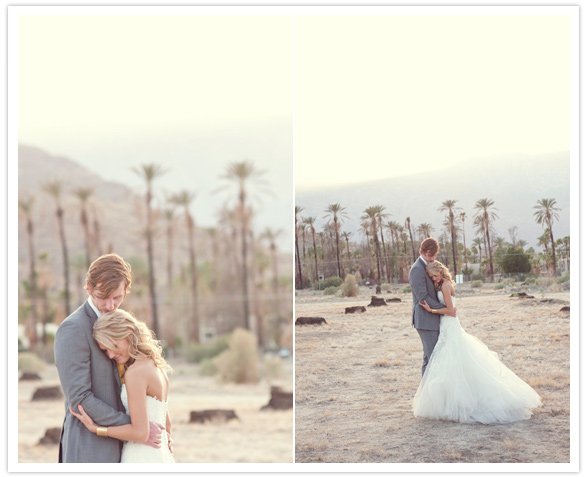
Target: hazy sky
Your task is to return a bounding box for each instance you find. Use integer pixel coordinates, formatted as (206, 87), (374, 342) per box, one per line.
(18, 14), (293, 247)
(295, 14), (571, 190)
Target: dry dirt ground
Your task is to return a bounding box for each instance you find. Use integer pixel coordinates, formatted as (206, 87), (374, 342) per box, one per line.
(295, 284), (571, 464)
(18, 358), (293, 463)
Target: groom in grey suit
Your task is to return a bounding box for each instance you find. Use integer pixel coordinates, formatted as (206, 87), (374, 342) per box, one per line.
(409, 237), (456, 376)
(54, 254), (164, 463)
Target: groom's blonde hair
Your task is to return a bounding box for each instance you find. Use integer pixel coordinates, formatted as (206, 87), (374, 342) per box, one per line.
(419, 237), (439, 255)
(85, 253), (132, 297)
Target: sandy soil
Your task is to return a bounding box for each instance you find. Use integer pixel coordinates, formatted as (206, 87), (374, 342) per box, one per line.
(18, 358), (293, 463)
(295, 284), (571, 463)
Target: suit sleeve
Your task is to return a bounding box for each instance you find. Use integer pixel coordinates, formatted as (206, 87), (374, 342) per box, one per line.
(409, 265), (443, 309)
(54, 318), (131, 428)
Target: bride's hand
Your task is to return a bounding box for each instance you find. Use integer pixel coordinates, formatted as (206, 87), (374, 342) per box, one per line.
(69, 405), (98, 434)
(419, 299), (432, 312)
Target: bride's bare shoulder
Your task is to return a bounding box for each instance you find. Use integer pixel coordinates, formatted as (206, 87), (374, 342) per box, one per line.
(126, 358), (158, 380)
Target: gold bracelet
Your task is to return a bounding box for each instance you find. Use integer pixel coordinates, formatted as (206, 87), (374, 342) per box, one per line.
(96, 426), (108, 437)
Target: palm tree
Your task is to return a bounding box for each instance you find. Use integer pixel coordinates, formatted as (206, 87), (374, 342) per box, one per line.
(517, 239), (528, 251)
(405, 217), (417, 262)
(341, 231), (353, 261)
(260, 228), (283, 294)
(302, 216), (319, 282)
(374, 205), (390, 281)
(460, 212), (468, 276)
(362, 207), (383, 280)
(73, 187), (95, 268)
(472, 237), (483, 262)
(219, 161), (268, 324)
(416, 223), (434, 242)
(170, 190), (200, 342)
(163, 205), (177, 290)
(18, 196), (39, 350)
(533, 199), (561, 276)
(324, 203), (348, 278)
(42, 179), (71, 315)
(474, 198), (499, 281)
(294, 206), (304, 288)
(438, 200), (462, 276)
(133, 163), (166, 338)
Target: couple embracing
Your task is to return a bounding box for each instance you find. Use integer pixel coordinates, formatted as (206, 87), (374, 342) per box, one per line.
(54, 254), (175, 463)
(409, 237), (542, 424)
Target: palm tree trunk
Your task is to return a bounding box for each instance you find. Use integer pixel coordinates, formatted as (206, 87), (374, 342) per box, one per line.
(484, 220), (494, 281)
(334, 219), (342, 278)
(187, 215), (200, 341)
(312, 230), (319, 283)
(56, 207), (71, 316)
(26, 216), (39, 350)
(549, 226), (557, 276)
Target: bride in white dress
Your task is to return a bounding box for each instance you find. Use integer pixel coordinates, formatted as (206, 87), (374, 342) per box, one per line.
(70, 309), (175, 463)
(413, 260), (542, 424)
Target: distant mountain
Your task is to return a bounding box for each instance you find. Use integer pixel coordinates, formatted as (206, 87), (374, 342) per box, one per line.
(295, 152), (571, 248)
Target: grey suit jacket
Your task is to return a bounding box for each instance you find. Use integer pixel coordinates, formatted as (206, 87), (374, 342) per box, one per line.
(409, 258), (444, 331)
(54, 300), (131, 463)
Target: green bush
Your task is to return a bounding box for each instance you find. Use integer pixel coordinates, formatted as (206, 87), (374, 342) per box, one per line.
(315, 276), (343, 289)
(340, 274), (358, 297)
(494, 283), (505, 290)
(401, 285), (412, 294)
(18, 352), (45, 372)
(472, 273), (486, 282)
(556, 273), (570, 284)
(471, 280), (483, 288)
(198, 358), (218, 376)
(323, 286), (339, 296)
(381, 283), (393, 292)
(214, 328), (259, 384)
(187, 334), (231, 363)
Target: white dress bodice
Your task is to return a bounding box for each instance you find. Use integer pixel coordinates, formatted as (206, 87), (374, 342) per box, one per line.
(120, 384), (174, 463)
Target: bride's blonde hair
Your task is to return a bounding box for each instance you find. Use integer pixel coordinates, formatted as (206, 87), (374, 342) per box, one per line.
(426, 260), (455, 285)
(93, 309), (171, 371)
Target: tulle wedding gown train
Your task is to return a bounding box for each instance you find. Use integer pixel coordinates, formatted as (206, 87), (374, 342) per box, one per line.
(413, 291), (542, 424)
(120, 384), (175, 463)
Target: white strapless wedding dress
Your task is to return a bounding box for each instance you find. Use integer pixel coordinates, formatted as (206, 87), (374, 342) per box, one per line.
(120, 384), (175, 463)
(413, 291), (542, 424)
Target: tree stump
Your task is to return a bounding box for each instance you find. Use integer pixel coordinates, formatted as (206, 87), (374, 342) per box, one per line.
(38, 427), (61, 445)
(32, 386), (63, 401)
(261, 386), (293, 410)
(560, 305), (570, 312)
(295, 317), (327, 325)
(189, 410), (239, 424)
(20, 372), (41, 381)
(345, 306), (366, 314)
(368, 296), (387, 307)
(375, 285), (382, 294)
(386, 298), (401, 303)
(511, 292), (534, 299)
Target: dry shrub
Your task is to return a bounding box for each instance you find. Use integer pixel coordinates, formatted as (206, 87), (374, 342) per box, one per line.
(18, 352), (45, 372)
(213, 328), (259, 384)
(340, 274), (358, 297)
(374, 358), (391, 368)
(444, 447), (463, 460)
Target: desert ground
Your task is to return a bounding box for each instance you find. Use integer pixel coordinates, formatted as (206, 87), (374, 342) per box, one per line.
(295, 283), (571, 463)
(18, 358), (293, 464)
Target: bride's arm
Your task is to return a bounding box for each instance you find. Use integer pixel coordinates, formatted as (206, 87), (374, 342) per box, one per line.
(70, 367), (164, 445)
(419, 282), (455, 316)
